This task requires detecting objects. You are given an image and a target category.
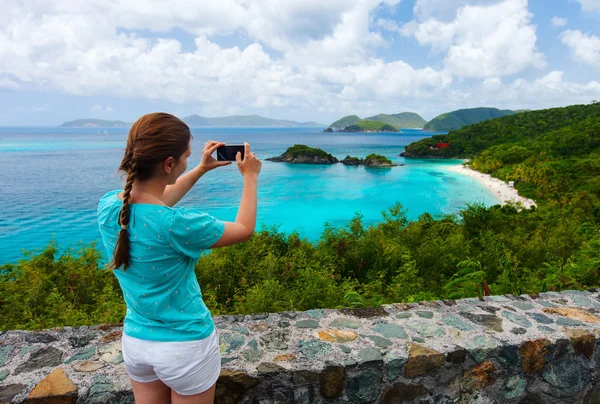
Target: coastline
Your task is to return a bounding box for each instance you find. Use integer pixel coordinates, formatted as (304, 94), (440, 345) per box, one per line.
(444, 162), (537, 209)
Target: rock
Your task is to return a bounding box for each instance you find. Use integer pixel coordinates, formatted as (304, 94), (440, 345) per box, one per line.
(339, 307), (388, 318)
(342, 156), (362, 165)
(502, 311), (532, 328)
(215, 369), (260, 404)
(300, 340), (331, 359)
(220, 333), (246, 353)
(273, 353), (295, 362)
(565, 329), (596, 359)
(249, 313), (269, 320)
(385, 354), (405, 381)
(69, 334), (96, 348)
(511, 328), (527, 335)
(381, 382), (427, 404)
(415, 311), (434, 319)
(502, 375), (527, 400)
(499, 346), (520, 368)
(295, 319), (319, 328)
(557, 317), (586, 326)
(0, 346), (15, 367)
(317, 329), (358, 343)
(583, 383), (600, 404)
(294, 386), (311, 404)
(527, 313), (554, 324)
(405, 342), (445, 378)
(304, 309), (323, 318)
(395, 312), (413, 319)
(25, 332), (58, 344)
(99, 341), (123, 364)
(339, 345), (351, 354)
(542, 358), (590, 397)
(231, 326), (249, 335)
(0, 369), (8, 382)
(460, 313), (503, 332)
(329, 318), (362, 329)
(543, 307), (600, 324)
(14, 346), (63, 375)
(19, 346), (39, 357)
(260, 329), (291, 351)
(358, 347), (383, 363)
(405, 321), (446, 338)
(320, 366), (346, 399)
(520, 338), (552, 374)
(363, 155), (398, 167)
(26, 367), (78, 403)
(221, 357), (235, 364)
(346, 368), (382, 403)
(465, 335), (501, 363)
(99, 330), (122, 343)
(372, 323), (408, 339)
(512, 302), (536, 311)
(64, 346), (96, 364)
(446, 348), (468, 363)
(241, 349), (262, 363)
(291, 370), (320, 385)
(0, 384), (26, 403)
(442, 315), (474, 331)
(256, 362), (286, 376)
(363, 334), (393, 348)
(72, 361), (106, 372)
(462, 361), (497, 393)
(266, 145), (339, 164)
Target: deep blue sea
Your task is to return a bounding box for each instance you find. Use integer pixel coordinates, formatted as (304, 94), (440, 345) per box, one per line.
(0, 126), (500, 265)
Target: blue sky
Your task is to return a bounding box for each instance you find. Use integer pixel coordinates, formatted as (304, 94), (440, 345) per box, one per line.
(0, 0), (598, 126)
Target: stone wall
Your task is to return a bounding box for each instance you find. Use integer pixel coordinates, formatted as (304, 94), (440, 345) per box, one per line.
(2, 290), (600, 403)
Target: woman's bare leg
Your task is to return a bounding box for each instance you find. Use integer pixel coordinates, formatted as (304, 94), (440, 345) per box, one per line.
(171, 382), (216, 404)
(130, 378), (172, 404)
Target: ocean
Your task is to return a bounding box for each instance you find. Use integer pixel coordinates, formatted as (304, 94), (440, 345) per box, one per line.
(0, 126), (499, 265)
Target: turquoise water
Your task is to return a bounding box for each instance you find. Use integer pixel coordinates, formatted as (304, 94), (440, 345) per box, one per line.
(0, 127), (499, 265)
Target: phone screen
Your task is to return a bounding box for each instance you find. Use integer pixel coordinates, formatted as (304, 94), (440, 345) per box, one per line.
(216, 145), (245, 161)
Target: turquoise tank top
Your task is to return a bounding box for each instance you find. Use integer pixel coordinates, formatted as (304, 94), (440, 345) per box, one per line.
(97, 190), (225, 341)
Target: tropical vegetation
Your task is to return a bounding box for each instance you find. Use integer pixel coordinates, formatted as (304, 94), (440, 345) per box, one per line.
(423, 107), (517, 132)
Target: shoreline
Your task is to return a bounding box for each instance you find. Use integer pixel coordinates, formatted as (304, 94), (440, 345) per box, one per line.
(444, 163), (537, 209)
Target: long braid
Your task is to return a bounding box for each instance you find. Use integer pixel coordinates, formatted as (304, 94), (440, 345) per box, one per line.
(111, 150), (136, 270)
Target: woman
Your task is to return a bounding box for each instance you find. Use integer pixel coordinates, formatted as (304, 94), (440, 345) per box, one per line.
(97, 112), (261, 403)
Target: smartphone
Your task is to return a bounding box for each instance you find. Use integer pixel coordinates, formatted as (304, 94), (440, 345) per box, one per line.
(216, 144), (245, 161)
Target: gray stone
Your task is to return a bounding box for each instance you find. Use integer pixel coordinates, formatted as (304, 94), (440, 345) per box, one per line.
(527, 313), (554, 324)
(557, 317), (585, 326)
(69, 334), (96, 348)
(511, 328), (527, 335)
(460, 313), (503, 332)
(385, 354), (405, 381)
(0, 346), (14, 367)
(478, 305), (500, 313)
(257, 362), (286, 375)
(442, 315), (474, 331)
(542, 358), (590, 397)
(395, 312), (413, 319)
(221, 357), (236, 364)
(363, 334), (393, 348)
(537, 326), (556, 334)
(25, 332), (58, 343)
(231, 326), (249, 335)
(220, 333), (246, 353)
(330, 318), (362, 329)
(372, 323), (408, 339)
(246, 339), (258, 349)
(346, 368), (382, 403)
(0, 384), (26, 403)
(488, 295), (509, 302)
(86, 374), (115, 403)
(570, 294), (593, 307)
(339, 345), (352, 354)
(415, 311), (434, 319)
(295, 319), (319, 328)
(278, 321), (290, 328)
(381, 382), (427, 404)
(405, 321), (446, 338)
(241, 349), (262, 362)
(250, 313), (269, 320)
(499, 346), (520, 368)
(300, 340), (331, 359)
(358, 347), (383, 363)
(64, 347), (95, 365)
(293, 386), (311, 404)
(13, 346), (63, 375)
(0, 369), (8, 382)
(502, 375), (527, 400)
(502, 311), (532, 328)
(260, 329), (291, 351)
(19, 346), (39, 356)
(465, 335), (501, 363)
(512, 302), (535, 311)
(304, 309), (323, 318)
(537, 300), (555, 308)
(412, 337), (426, 343)
(320, 366), (345, 399)
(233, 314), (246, 322)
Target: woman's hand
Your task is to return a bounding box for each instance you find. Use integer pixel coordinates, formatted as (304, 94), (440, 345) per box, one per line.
(197, 141), (231, 173)
(236, 142), (262, 178)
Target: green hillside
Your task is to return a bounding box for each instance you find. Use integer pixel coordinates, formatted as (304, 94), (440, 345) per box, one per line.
(60, 119), (130, 127)
(183, 114), (323, 127)
(423, 107), (516, 131)
(364, 112), (426, 128)
(343, 121), (399, 132)
(330, 115), (362, 128)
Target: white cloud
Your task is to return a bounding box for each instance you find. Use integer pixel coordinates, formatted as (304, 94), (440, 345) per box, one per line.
(551, 16), (567, 27)
(560, 30), (600, 67)
(401, 0), (545, 78)
(575, 0), (600, 12)
(91, 104), (102, 112)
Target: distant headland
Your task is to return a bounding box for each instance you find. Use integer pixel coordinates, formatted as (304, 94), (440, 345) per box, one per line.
(60, 115), (324, 128)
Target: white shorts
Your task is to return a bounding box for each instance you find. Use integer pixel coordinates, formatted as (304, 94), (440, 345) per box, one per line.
(121, 328), (221, 395)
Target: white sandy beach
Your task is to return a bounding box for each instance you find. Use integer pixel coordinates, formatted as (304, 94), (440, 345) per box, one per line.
(445, 163), (537, 209)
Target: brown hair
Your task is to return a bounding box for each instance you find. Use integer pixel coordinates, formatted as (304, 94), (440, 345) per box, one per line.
(111, 112), (191, 270)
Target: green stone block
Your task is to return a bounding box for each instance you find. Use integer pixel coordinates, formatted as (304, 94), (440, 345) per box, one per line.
(231, 326), (249, 335)
(371, 323), (407, 339)
(395, 312), (413, 319)
(415, 311), (434, 319)
(330, 318), (362, 329)
(358, 347), (382, 363)
(339, 345), (352, 354)
(65, 346), (96, 364)
(241, 349), (262, 363)
(405, 321), (446, 338)
(502, 311), (532, 328)
(0, 369), (9, 382)
(19, 346), (38, 357)
(362, 335), (393, 348)
(512, 302), (535, 311)
(0, 346), (14, 367)
(295, 319), (319, 328)
(502, 375), (527, 400)
(220, 333), (246, 353)
(384, 354), (405, 382)
(465, 335), (500, 363)
(346, 368), (382, 402)
(300, 340), (331, 359)
(304, 309), (323, 318)
(441, 315), (474, 331)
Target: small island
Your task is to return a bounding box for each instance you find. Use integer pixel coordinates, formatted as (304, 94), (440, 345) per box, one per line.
(339, 121), (399, 133)
(266, 145), (339, 164)
(342, 154), (397, 167)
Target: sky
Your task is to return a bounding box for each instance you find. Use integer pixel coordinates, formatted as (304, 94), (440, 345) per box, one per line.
(0, 0), (599, 126)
